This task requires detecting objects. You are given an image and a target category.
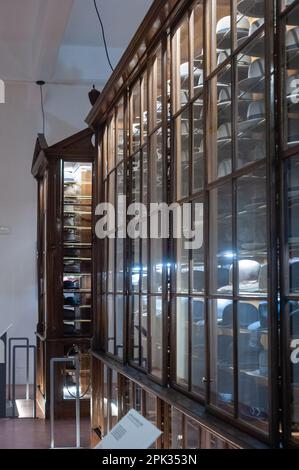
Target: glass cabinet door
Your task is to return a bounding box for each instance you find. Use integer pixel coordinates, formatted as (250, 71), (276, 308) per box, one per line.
(63, 161), (93, 336)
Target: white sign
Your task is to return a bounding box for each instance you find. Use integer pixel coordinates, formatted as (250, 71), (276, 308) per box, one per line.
(95, 409), (162, 450)
(0, 80), (5, 104)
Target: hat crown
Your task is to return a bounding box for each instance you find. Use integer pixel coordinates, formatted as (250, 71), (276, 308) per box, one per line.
(218, 122), (232, 139)
(247, 100), (265, 120)
(286, 27), (299, 48)
(248, 59), (265, 79)
(216, 15), (249, 33)
(249, 18), (264, 35)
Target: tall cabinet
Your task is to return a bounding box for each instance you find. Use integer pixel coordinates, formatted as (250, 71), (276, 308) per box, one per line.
(31, 129), (95, 418)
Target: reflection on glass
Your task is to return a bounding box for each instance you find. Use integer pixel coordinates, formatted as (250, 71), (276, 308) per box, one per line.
(149, 47), (162, 130)
(131, 81), (141, 152)
(209, 183), (233, 295)
(287, 156), (299, 293)
(193, 98), (204, 193)
(116, 98), (124, 163)
(285, 6), (299, 149)
(176, 109), (189, 199)
(210, 299), (234, 413)
(186, 417), (200, 448)
(237, 35), (266, 168)
(110, 370), (119, 428)
(141, 73), (148, 143)
(171, 408), (184, 449)
(192, 199), (204, 293)
(288, 300), (299, 444)
(115, 295), (124, 359)
(150, 296), (163, 379)
(176, 297), (189, 387)
(191, 298), (205, 396)
(173, 17), (189, 112)
(150, 131), (163, 203)
(107, 295), (115, 354)
(131, 295), (139, 364)
(107, 116), (115, 173)
(208, 66), (232, 181)
(151, 239), (163, 293)
(176, 234), (189, 294)
(193, 1), (204, 96)
(237, 166), (268, 296)
(238, 301), (268, 430)
(141, 296), (148, 368)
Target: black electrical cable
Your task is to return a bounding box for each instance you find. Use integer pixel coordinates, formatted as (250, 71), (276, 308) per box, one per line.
(93, 0), (114, 73)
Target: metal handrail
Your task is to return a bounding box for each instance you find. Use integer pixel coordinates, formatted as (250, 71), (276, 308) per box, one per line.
(12, 344), (36, 418)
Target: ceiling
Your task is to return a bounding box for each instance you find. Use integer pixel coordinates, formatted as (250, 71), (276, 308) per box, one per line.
(0, 0), (153, 86)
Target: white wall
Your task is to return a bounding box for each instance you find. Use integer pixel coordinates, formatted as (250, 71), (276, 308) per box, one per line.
(0, 81), (92, 383)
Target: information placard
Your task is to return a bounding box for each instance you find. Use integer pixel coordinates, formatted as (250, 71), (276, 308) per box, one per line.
(95, 409), (162, 450)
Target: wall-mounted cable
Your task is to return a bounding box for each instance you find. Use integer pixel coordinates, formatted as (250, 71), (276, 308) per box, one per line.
(36, 80), (46, 135)
(93, 0), (114, 73)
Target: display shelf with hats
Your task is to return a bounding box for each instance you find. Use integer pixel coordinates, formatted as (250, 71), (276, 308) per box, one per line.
(31, 129), (95, 418)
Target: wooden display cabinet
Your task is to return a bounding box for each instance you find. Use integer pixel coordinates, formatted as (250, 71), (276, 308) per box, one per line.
(32, 129), (95, 418)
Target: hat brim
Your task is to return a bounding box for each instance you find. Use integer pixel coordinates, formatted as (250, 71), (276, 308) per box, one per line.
(239, 76), (265, 93)
(237, 0), (264, 18)
(237, 36), (264, 57)
(217, 29), (249, 50)
(218, 99), (249, 122)
(238, 117), (265, 133)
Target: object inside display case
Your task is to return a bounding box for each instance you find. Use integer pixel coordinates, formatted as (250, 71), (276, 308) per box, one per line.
(63, 162), (92, 336)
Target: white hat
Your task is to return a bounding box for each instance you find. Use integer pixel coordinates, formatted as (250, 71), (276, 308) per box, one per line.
(237, 0), (265, 19)
(239, 59), (265, 93)
(216, 15), (250, 49)
(218, 87), (251, 123)
(287, 74), (299, 114)
(238, 100), (265, 133)
(237, 19), (265, 57)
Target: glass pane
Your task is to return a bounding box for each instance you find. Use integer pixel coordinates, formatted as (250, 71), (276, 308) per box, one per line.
(108, 237), (115, 292)
(150, 238), (163, 293)
(176, 235), (189, 294)
(176, 109), (190, 199)
(285, 4), (299, 149)
(107, 117), (115, 173)
(210, 299), (234, 413)
(176, 297), (189, 387)
(132, 153), (141, 204)
(150, 130), (163, 203)
(151, 296), (163, 379)
(173, 17), (189, 112)
(237, 0), (266, 24)
(209, 183), (233, 295)
(171, 408), (184, 449)
(131, 295), (140, 364)
(107, 295), (115, 354)
(186, 417), (200, 448)
(116, 98), (124, 163)
(191, 298), (205, 396)
(193, 1), (204, 96)
(116, 237), (124, 292)
(287, 156), (299, 293)
(238, 300), (269, 432)
(237, 35), (266, 168)
(142, 73), (148, 143)
(131, 81), (141, 152)
(193, 98), (204, 193)
(288, 300), (299, 444)
(214, 0), (231, 71)
(141, 296), (148, 368)
(192, 198), (205, 293)
(150, 47), (162, 130)
(237, 166), (268, 296)
(115, 295), (124, 359)
(208, 65), (232, 182)
(110, 371), (118, 428)
(131, 239), (140, 292)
